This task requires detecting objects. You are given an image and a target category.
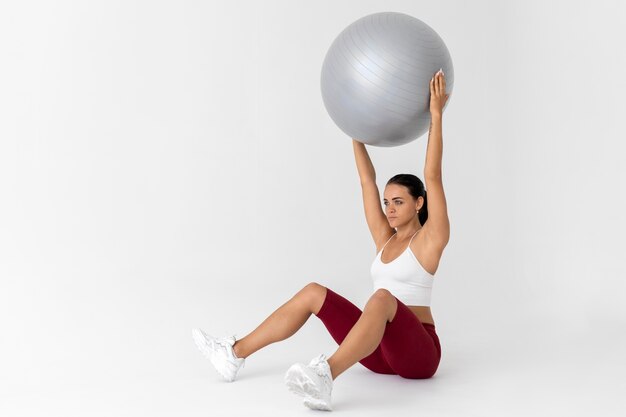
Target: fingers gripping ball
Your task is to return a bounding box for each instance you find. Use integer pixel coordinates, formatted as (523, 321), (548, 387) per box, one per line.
(320, 12), (454, 147)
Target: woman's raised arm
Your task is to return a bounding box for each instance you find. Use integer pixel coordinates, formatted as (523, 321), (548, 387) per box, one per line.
(352, 139), (376, 183)
(425, 69), (449, 178)
(352, 139), (391, 245)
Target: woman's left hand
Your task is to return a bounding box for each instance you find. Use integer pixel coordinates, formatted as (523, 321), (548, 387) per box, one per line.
(429, 69), (449, 118)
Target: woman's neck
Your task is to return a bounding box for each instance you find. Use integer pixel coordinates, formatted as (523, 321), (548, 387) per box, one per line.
(395, 222), (422, 241)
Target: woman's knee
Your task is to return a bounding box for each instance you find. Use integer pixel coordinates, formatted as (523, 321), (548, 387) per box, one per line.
(302, 282), (327, 296)
(369, 288), (395, 302)
(365, 289), (398, 320)
(299, 282), (328, 314)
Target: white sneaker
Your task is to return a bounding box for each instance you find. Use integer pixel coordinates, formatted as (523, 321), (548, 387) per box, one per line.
(284, 353), (334, 411)
(191, 328), (245, 382)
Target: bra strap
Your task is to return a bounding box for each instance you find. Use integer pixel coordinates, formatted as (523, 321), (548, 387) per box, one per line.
(408, 230), (420, 245)
(380, 233), (396, 252)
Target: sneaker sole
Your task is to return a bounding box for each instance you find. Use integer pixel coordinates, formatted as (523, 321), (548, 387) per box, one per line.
(304, 397), (333, 412)
(284, 364), (332, 411)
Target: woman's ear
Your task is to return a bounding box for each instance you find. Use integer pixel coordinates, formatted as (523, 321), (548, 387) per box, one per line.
(417, 196), (425, 211)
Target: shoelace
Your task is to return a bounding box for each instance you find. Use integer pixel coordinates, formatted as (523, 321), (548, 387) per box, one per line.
(214, 336), (233, 349)
(309, 354), (331, 380)
(213, 335), (245, 368)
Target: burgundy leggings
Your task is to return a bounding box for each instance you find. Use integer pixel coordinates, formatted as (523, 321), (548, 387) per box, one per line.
(315, 286), (441, 379)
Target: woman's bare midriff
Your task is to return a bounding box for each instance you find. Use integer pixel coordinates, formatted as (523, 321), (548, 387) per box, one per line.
(407, 306), (435, 326)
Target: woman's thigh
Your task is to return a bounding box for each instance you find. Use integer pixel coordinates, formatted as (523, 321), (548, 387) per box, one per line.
(315, 286), (395, 375)
(379, 296), (442, 379)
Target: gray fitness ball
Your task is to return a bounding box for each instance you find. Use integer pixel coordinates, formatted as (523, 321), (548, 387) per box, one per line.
(320, 12), (454, 147)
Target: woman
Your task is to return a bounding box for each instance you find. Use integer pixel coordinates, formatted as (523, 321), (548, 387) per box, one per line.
(192, 70), (450, 411)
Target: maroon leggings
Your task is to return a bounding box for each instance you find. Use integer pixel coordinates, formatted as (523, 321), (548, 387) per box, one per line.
(315, 286), (441, 379)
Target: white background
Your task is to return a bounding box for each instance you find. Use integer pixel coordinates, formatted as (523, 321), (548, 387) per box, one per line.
(1, 0), (624, 415)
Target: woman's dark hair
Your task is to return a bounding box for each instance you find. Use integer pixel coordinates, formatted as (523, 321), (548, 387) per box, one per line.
(386, 174), (428, 226)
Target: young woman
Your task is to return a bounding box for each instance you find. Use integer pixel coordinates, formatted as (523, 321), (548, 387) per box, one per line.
(192, 70), (450, 411)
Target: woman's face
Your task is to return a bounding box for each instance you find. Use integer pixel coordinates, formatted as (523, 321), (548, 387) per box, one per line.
(383, 184), (418, 227)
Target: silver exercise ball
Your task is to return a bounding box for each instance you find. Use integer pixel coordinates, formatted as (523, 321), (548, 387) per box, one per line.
(320, 12), (454, 147)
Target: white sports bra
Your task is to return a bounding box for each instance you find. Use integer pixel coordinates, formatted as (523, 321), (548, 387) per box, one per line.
(370, 230), (435, 306)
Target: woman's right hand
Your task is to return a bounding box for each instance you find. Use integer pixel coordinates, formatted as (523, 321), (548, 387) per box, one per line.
(429, 69), (449, 118)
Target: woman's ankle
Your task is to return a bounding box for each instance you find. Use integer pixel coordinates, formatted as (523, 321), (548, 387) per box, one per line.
(232, 339), (246, 359)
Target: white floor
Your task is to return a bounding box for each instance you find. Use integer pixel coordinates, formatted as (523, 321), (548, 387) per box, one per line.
(2, 325), (624, 417)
